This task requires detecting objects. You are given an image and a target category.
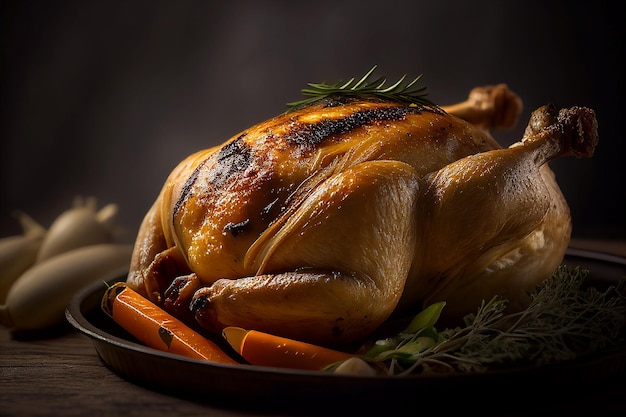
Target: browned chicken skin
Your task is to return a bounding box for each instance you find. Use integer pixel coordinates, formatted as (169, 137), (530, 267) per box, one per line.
(126, 84), (598, 346)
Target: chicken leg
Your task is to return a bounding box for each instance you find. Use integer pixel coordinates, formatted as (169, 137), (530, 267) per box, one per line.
(399, 104), (598, 320)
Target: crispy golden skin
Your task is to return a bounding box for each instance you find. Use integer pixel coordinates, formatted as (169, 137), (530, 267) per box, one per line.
(127, 85), (598, 345)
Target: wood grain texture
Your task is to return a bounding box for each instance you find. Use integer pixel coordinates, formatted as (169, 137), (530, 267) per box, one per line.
(0, 327), (243, 417)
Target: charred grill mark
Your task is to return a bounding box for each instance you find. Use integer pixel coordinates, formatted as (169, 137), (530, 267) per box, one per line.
(173, 157), (210, 218)
(224, 218), (250, 236)
(286, 106), (416, 149)
(173, 136), (253, 220)
(210, 135), (253, 187)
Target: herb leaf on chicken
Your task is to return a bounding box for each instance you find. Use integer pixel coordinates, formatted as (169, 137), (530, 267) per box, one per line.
(286, 65), (435, 110)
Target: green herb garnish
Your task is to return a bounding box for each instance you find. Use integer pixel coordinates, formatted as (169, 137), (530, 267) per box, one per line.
(355, 266), (626, 376)
(286, 65), (436, 110)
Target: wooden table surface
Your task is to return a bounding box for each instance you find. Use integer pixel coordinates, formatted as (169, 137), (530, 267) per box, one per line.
(2, 238), (626, 417)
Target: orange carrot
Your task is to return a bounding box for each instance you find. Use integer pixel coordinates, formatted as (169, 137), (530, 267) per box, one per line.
(222, 326), (354, 371)
(102, 282), (237, 364)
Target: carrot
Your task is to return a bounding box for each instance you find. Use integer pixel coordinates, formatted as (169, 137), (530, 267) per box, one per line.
(102, 282), (237, 364)
(222, 326), (354, 371)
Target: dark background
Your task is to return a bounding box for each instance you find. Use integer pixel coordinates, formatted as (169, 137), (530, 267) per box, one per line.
(1, 0), (624, 243)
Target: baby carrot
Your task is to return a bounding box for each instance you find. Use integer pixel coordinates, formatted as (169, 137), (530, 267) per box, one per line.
(222, 326), (354, 371)
(102, 282), (237, 364)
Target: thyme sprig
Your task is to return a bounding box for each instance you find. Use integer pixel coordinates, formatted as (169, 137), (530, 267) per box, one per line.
(358, 266), (626, 376)
(286, 65), (436, 110)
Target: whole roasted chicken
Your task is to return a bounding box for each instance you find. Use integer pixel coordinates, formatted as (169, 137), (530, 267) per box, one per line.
(126, 75), (598, 346)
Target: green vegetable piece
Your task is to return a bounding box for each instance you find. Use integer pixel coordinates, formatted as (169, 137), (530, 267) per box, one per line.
(403, 301), (446, 334)
(397, 337), (437, 355)
(363, 337), (398, 359)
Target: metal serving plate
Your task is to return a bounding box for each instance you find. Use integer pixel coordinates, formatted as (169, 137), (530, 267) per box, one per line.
(66, 248), (626, 415)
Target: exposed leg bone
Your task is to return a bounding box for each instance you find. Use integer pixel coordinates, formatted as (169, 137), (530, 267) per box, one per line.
(519, 104), (598, 160)
(442, 83), (523, 131)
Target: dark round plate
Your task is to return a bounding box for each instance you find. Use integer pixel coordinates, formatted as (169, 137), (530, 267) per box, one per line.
(65, 248), (626, 415)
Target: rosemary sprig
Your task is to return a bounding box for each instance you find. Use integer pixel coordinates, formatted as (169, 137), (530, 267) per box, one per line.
(286, 65), (436, 110)
(358, 266), (626, 376)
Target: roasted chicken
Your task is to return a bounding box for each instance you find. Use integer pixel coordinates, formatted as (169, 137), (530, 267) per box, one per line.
(126, 84), (598, 346)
